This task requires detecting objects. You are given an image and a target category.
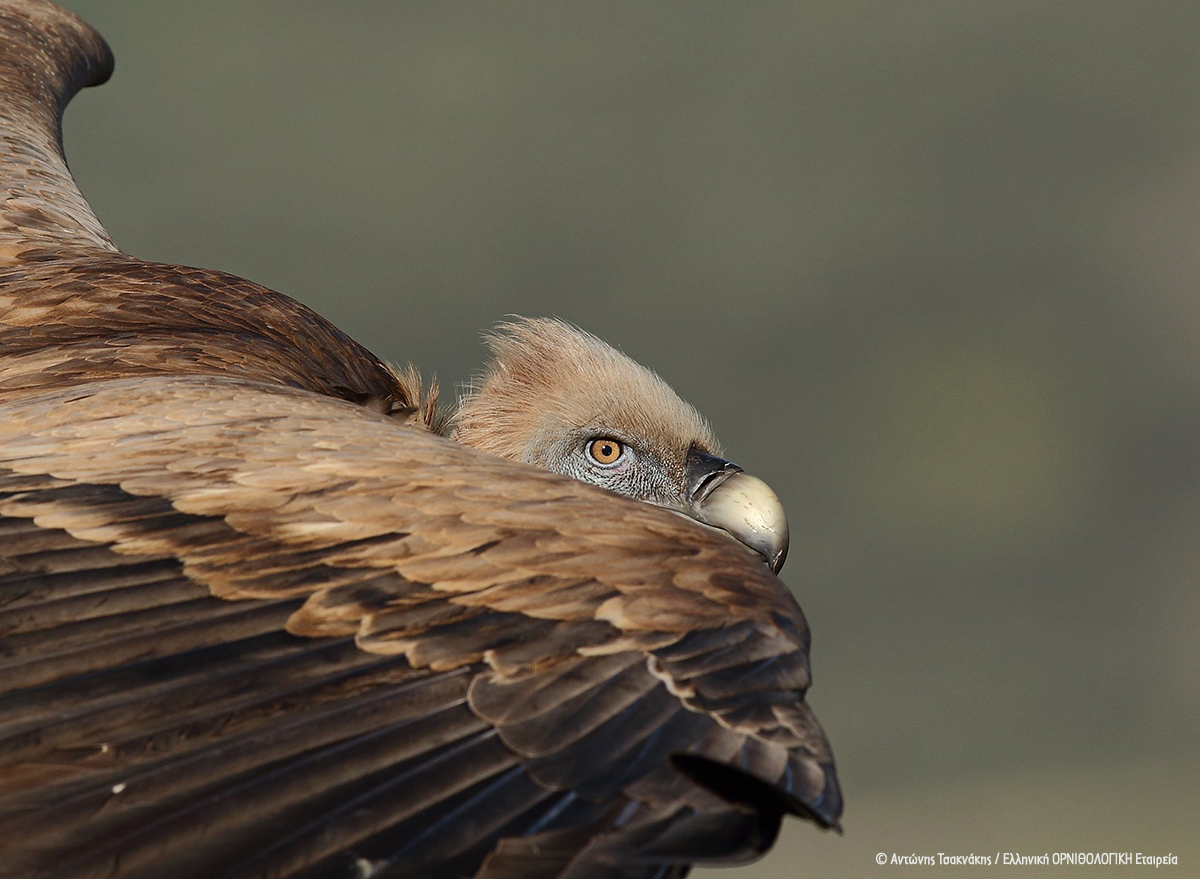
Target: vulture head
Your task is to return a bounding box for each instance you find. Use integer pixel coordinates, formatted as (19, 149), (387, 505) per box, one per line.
(453, 318), (790, 572)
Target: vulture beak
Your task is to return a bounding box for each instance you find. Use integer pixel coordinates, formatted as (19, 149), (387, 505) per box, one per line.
(683, 447), (790, 573)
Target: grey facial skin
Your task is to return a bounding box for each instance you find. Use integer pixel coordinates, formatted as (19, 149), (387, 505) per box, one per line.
(557, 435), (790, 573)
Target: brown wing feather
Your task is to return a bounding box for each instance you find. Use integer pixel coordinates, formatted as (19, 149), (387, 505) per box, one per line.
(0, 0), (115, 263)
(0, 255), (419, 413)
(0, 377), (802, 629)
(0, 377), (839, 878)
(0, 0), (421, 419)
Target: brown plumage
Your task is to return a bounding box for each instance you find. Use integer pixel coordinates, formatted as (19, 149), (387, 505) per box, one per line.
(0, 3), (841, 878)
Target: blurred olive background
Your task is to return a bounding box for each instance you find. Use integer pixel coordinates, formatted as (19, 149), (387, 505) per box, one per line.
(56, 2), (1200, 876)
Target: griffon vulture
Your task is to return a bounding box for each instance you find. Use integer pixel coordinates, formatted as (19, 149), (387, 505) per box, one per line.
(0, 2), (842, 878)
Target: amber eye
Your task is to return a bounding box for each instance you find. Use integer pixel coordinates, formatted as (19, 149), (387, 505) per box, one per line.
(587, 438), (624, 465)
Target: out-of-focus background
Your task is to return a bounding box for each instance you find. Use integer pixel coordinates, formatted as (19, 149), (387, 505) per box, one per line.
(57, 2), (1199, 876)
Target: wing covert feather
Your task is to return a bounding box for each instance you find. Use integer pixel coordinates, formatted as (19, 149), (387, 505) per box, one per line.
(0, 376), (804, 632)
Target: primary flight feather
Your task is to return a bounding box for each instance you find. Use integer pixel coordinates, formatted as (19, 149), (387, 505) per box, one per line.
(0, 3), (841, 878)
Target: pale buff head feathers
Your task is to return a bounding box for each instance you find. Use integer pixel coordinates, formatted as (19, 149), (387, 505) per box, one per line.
(453, 318), (719, 475)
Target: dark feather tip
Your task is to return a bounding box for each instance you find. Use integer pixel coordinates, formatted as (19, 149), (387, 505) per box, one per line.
(671, 753), (843, 832)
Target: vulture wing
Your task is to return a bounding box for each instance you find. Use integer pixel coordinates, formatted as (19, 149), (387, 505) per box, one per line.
(0, 3), (842, 878)
(0, 377), (839, 879)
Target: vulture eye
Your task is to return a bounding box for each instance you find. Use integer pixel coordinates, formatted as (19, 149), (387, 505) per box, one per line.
(587, 438), (624, 466)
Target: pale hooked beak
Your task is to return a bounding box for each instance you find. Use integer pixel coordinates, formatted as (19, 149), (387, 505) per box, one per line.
(683, 448), (790, 573)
